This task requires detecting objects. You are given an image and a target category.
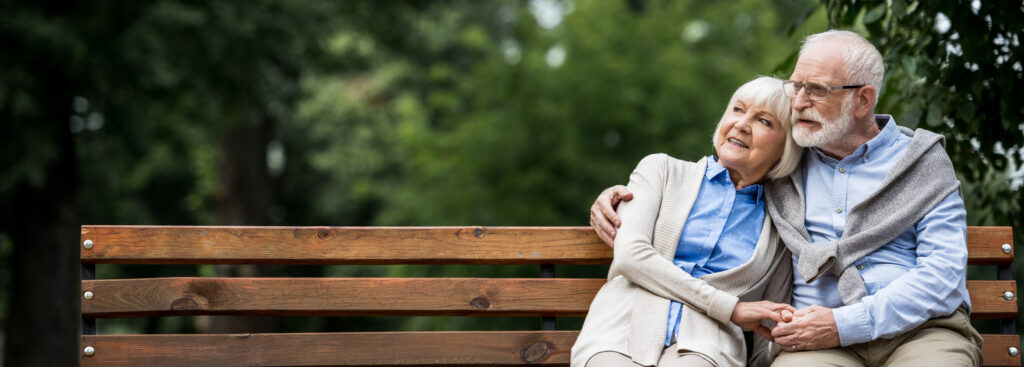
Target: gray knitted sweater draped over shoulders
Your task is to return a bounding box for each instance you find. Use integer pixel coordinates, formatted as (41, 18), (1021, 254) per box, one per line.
(765, 127), (960, 305)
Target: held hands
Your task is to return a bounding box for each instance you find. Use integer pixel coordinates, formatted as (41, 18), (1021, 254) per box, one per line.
(734, 303), (840, 351)
(771, 305), (841, 351)
(730, 301), (796, 341)
(590, 184), (838, 351)
(590, 185), (633, 248)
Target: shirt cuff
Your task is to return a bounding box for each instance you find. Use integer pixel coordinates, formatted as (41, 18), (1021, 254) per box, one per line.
(832, 303), (873, 346)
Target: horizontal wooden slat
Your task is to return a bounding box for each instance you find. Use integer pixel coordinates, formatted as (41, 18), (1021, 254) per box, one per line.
(78, 331), (1022, 366)
(965, 280), (1018, 319)
(81, 331), (576, 366)
(981, 334), (1021, 367)
(81, 226), (1012, 265)
(80, 226), (611, 265)
(82, 278), (604, 317)
(82, 277), (1015, 319)
(967, 226), (1014, 265)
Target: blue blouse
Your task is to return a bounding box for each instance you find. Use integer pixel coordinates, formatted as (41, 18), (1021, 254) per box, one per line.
(665, 157), (765, 346)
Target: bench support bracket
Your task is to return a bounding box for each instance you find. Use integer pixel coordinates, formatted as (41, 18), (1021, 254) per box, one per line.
(541, 264), (556, 330)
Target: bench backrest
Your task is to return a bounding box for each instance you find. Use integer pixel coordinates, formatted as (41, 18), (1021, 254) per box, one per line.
(79, 226), (1019, 366)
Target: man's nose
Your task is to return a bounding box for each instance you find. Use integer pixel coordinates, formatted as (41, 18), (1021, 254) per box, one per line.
(792, 87), (812, 111)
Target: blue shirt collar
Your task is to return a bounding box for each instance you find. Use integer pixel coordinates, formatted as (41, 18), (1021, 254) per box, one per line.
(810, 114), (899, 166)
(707, 156), (764, 202)
(861, 115), (898, 160)
(706, 156), (728, 180)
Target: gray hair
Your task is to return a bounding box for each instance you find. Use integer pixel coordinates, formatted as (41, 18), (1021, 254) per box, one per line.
(800, 30), (885, 110)
(711, 76), (802, 180)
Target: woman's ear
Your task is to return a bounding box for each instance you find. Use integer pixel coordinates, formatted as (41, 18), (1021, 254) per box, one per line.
(853, 85), (876, 119)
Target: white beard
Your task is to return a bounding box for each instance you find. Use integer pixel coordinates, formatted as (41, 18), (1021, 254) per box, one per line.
(792, 95), (855, 148)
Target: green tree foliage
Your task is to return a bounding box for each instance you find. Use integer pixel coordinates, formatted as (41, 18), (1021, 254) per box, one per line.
(300, 0), (814, 228)
(819, 0), (1024, 334)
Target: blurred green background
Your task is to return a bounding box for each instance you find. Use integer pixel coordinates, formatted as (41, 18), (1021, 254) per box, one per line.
(1, 0), (1021, 365)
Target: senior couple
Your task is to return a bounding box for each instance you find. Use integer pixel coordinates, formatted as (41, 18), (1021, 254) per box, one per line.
(570, 30), (984, 367)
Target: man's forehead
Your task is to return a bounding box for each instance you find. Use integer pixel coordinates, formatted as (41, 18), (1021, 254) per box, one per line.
(790, 43), (846, 82)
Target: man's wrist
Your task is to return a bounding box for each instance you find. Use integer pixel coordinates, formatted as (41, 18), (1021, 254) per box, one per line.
(832, 303), (871, 346)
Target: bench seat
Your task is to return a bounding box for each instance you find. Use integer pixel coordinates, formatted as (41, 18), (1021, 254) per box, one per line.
(79, 226), (1019, 366)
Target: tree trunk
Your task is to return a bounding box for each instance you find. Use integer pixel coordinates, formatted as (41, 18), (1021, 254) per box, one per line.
(196, 108), (281, 334)
(4, 87), (80, 366)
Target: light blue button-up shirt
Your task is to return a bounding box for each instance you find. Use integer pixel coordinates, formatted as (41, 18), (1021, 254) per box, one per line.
(792, 115), (970, 346)
(665, 157), (765, 346)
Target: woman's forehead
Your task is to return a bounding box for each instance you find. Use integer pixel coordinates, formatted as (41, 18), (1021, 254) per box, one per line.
(736, 99), (776, 114)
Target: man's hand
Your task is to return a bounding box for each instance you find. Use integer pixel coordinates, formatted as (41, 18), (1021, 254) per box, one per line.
(589, 185), (633, 248)
(730, 301), (796, 341)
(771, 305), (841, 351)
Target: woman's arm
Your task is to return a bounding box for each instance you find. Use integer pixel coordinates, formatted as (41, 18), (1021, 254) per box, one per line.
(609, 154), (739, 325)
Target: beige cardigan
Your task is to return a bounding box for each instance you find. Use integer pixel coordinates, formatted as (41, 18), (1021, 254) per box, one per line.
(571, 154), (792, 367)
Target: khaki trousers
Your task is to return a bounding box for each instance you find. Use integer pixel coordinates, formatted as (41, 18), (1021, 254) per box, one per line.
(586, 344), (715, 367)
(771, 308), (983, 366)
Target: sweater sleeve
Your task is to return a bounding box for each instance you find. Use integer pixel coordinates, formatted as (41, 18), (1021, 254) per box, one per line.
(609, 154), (738, 325)
(749, 244), (793, 367)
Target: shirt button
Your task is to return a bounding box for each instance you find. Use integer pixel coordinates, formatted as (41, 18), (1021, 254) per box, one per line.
(866, 153), (871, 160)
(857, 264), (865, 270)
(839, 167), (846, 173)
(835, 207), (842, 213)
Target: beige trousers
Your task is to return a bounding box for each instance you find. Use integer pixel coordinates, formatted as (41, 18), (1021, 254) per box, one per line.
(586, 345), (715, 367)
(771, 308), (983, 367)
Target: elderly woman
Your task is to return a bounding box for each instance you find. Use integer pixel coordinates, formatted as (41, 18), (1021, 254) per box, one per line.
(572, 76), (802, 367)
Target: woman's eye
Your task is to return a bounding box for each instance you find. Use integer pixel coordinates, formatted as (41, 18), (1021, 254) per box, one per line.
(733, 107), (744, 113)
(759, 118), (773, 127)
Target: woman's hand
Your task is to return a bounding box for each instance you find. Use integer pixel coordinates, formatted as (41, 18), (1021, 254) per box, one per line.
(730, 301), (796, 341)
(590, 185), (633, 247)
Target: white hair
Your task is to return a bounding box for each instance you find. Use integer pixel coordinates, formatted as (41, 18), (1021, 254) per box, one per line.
(800, 30), (885, 110)
(711, 76), (802, 179)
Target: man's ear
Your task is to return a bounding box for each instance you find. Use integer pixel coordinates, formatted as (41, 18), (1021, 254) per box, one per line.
(853, 85), (876, 119)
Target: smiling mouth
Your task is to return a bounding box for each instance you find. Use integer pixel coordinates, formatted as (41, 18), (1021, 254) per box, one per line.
(727, 138), (749, 149)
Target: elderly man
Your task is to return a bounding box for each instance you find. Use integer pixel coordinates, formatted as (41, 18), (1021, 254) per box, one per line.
(589, 30), (983, 366)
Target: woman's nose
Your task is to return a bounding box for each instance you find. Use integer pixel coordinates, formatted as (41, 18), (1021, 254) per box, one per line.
(734, 116), (752, 132)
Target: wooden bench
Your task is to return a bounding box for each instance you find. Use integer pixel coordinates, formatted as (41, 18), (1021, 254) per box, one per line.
(79, 226), (1019, 366)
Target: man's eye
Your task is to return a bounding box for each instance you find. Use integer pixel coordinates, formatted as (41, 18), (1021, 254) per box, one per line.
(733, 107), (744, 113)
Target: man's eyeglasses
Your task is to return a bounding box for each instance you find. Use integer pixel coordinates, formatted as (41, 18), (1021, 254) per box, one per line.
(783, 80), (864, 101)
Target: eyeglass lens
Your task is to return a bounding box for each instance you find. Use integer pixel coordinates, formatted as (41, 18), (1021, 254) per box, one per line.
(785, 81), (828, 100)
